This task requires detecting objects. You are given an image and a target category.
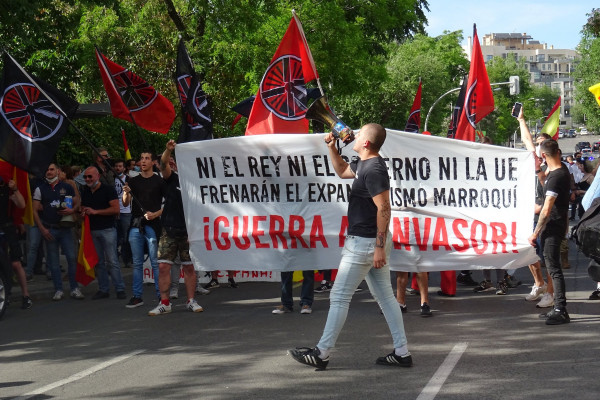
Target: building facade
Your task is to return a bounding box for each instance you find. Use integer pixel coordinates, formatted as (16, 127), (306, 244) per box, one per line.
(466, 33), (580, 128)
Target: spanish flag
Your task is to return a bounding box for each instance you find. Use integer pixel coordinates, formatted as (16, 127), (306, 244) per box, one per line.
(121, 128), (132, 161)
(541, 97), (561, 141)
(589, 83), (600, 107)
(76, 215), (98, 286)
(0, 160), (33, 225)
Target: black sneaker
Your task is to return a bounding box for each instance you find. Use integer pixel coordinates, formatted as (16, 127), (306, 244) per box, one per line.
(92, 291), (109, 300)
(399, 304), (407, 313)
(495, 281), (508, 295)
(376, 351), (413, 367)
(26, 274), (33, 282)
(288, 347), (329, 370)
(420, 302), (432, 317)
(437, 290), (455, 297)
(203, 279), (220, 290)
(406, 288), (420, 296)
(545, 308), (570, 325)
(457, 272), (478, 286)
(228, 278), (238, 288)
(504, 273), (521, 288)
(21, 296), (33, 309)
(589, 289), (600, 300)
(116, 291), (127, 300)
(314, 281), (332, 293)
(125, 297), (144, 308)
(473, 280), (494, 293)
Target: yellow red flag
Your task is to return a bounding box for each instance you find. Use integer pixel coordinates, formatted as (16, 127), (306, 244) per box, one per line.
(76, 215), (98, 286)
(589, 83), (600, 107)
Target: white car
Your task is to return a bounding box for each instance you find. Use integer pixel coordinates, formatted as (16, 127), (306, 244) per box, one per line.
(581, 148), (593, 158)
(580, 128), (589, 135)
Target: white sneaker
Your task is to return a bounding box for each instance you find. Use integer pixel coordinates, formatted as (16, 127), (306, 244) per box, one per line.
(148, 303), (172, 316)
(195, 285), (210, 295)
(536, 293), (554, 308)
(169, 287), (179, 299)
(525, 284), (546, 301)
(187, 299), (204, 313)
(300, 305), (313, 314)
(70, 288), (85, 300)
(53, 290), (64, 301)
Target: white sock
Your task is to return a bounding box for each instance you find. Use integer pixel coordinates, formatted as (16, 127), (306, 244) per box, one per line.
(321, 280), (327, 285)
(395, 345), (409, 357)
(317, 346), (329, 359)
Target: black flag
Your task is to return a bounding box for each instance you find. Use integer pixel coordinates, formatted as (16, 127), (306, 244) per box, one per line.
(447, 76), (468, 139)
(0, 52), (79, 176)
(175, 39), (213, 143)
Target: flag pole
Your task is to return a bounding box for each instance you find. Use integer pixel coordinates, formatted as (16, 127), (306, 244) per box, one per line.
(2, 49), (148, 213)
(292, 9), (325, 97)
(94, 46), (151, 151)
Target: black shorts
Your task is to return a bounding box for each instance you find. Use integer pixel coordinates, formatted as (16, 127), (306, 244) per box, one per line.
(1, 223), (23, 262)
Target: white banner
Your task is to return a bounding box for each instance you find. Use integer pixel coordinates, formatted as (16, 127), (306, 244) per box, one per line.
(176, 130), (538, 272)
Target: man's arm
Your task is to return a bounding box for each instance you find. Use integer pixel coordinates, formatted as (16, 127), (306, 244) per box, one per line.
(516, 107), (535, 152)
(372, 190), (391, 269)
(160, 140), (175, 180)
(528, 194), (556, 245)
(8, 180), (25, 209)
(82, 199), (120, 217)
(325, 133), (355, 179)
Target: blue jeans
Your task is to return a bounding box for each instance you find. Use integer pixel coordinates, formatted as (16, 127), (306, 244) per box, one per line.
(317, 235), (407, 350)
(129, 225), (159, 298)
(45, 227), (78, 292)
(280, 270), (314, 309)
(25, 225), (43, 275)
(91, 227), (125, 293)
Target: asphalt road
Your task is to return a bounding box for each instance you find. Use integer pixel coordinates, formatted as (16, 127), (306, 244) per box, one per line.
(2, 234), (600, 400)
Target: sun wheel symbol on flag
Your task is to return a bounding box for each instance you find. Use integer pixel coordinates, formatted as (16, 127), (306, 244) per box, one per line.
(113, 69), (158, 112)
(465, 81), (478, 128)
(177, 75), (211, 129)
(1, 83), (64, 142)
(260, 55), (308, 120)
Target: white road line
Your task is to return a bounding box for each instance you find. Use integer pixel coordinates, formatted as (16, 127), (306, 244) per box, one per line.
(416, 342), (468, 400)
(16, 350), (144, 400)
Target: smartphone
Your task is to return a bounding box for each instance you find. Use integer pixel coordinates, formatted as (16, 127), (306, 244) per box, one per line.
(511, 102), (522, 118)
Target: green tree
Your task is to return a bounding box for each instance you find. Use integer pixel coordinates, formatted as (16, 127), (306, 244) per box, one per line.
(573, 8), (600, 133)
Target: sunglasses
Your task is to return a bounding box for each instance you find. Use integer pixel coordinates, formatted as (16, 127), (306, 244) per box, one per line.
(83, 175), (94, 179)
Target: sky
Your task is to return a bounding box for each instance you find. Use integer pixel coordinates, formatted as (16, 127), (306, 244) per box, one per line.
(424, 0), (596, 50)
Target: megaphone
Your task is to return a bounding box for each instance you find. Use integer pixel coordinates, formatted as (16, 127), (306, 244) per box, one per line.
(305, 96), (355, 144)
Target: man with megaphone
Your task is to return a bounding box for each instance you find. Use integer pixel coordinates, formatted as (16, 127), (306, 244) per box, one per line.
(289, 123), (412, 370)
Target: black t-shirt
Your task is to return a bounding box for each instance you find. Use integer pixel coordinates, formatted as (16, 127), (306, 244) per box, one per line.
(347, 157), (390, 238)
(81, 183), (118, 231)
(128, 173), (165, 218)
(161, 172), (186, 230)
(542, 164), (570, 236)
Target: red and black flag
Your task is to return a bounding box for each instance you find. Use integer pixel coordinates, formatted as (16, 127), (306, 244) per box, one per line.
(95, 47), (175, 134)
(453, 24), (495, 142)
(175, 39), (213, 143)
(245, 12), (320, 135)
(405, 80), (422, 133)
(447, 77), (468, 139)
(0, 51), (79, 176)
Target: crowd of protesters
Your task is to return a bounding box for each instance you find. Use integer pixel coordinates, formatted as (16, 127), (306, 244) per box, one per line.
(2, 121), (600, 329)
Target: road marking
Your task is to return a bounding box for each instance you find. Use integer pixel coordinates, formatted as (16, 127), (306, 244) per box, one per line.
(16, 350), (144, 399)
(416, 342), (468, 400)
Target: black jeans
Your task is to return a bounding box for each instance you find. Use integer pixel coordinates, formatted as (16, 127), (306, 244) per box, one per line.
(541, 232), (566, 308)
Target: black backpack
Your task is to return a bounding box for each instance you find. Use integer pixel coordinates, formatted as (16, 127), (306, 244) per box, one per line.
(572, 197), (600, 262)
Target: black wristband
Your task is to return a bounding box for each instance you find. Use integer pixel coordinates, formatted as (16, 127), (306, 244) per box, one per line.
(535, 169), (541, 174)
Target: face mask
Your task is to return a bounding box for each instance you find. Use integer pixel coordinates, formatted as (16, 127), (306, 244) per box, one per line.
(535, 145), (541, 158)
(134, 166), (141, 172)
(46, 176), (58, 184)
(87, 180), (99, 188)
